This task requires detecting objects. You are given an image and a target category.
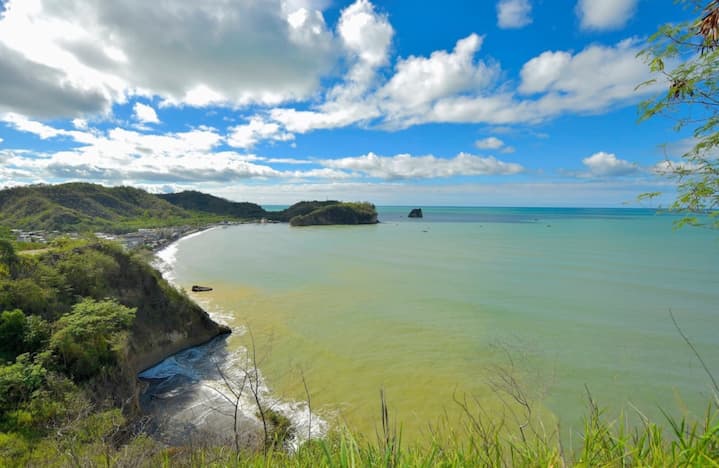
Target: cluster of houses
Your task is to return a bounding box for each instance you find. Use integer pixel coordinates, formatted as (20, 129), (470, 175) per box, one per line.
(99, 226), (203, 250)
(10, 219), (276, 251)
(11, 225), (215, 251)
(11, 229), (78, 244)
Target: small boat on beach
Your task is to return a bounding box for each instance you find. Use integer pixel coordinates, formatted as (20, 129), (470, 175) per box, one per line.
(191, 285), (213, 292)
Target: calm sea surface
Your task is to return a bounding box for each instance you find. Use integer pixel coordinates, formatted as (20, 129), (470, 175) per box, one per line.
(163, 207), (719, 440)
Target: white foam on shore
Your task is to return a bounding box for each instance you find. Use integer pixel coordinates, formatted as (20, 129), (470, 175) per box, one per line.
(153, 227), (219, 284)
(140, 339), (328, 448)
(148, 225), (328, 448)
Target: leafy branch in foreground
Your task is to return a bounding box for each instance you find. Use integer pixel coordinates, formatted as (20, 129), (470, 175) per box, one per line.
(638, 0), (719, 228)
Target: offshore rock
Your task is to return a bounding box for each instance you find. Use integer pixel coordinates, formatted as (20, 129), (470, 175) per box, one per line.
(408, 208), (423, 218)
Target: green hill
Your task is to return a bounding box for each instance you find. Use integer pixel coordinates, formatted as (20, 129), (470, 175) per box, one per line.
(0, 183), (198, 233)
(267, 200), (341, 222)
(264, 200), (379, 226)
(287, 202), (378, 226)
(158, 190), (267, 219)
(0, 184), (378, 233)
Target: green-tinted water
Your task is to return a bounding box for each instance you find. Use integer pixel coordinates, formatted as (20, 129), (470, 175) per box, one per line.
(163, 208), (719, 439)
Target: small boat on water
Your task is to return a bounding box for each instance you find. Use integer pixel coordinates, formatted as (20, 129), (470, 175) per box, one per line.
(191, 285), (213, 292)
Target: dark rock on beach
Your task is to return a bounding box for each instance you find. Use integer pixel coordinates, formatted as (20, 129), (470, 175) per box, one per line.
(408, 208), (423, 218)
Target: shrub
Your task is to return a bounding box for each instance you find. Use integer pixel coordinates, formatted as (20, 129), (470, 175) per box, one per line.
(0, 354), (46, 416)
(0, 310), (26, 361)
(50, 298), (135, 380)
(56, 249), (120, 299)
(0, 311), (50, 362)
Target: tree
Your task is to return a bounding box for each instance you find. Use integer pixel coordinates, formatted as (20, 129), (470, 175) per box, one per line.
(0, 310), (27, 360)
(638, 0), (719, 228)
(50, 298), (135, 380)
(0, 240), (17, 278)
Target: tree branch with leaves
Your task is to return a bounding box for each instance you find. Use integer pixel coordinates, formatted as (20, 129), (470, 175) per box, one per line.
(638, 0), (719, 228)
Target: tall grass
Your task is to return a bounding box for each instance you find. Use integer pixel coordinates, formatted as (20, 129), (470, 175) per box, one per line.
(153, 396), (717, 467)
(5, 392), (716, 467)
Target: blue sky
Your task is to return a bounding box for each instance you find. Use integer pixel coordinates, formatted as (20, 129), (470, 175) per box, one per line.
(0, 0), (696, 206)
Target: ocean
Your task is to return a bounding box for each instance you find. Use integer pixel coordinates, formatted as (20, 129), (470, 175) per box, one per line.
(151, 207), (719, 442)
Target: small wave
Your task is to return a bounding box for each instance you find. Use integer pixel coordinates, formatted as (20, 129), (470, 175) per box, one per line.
(153, 243), (178, 282)
(140, 337), (328, 449)
(147, 225), (329, 448)
(139, 351), (204, 381)
(153, 227), (219, 285)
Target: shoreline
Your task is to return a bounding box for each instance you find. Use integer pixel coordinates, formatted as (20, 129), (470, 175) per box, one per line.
(146, 223), (325, 450)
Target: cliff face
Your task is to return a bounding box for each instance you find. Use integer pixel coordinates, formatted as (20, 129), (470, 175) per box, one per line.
(67, 244), (230, 409)
(104, 247), (231, 374)
(60, 244), (228, 375)
(1, 240), (230, 416)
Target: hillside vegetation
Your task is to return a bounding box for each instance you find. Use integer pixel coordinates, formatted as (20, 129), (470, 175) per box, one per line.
(0, 238), (229, 466)
(0, 183), (221, 233)
(158, 191), (267, 219)
(288, 202), (378, 226)
(0, 184), (380, 233)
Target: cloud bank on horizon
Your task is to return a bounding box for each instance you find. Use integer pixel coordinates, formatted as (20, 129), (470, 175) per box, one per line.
(0, 0), (692, 206)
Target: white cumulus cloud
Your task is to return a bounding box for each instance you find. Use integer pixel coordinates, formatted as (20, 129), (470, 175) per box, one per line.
(576, 0), (638, 30)
(227, 118), (295, 149)
(0, 0), (336, 117)
(514, 38), (657, 118)
(322, 152), (524, 179)
(519, 51), (572, 94)
(260, 37), (657, 138)
(133, 103), (160, 124)
(497, 0), (533, 29)
(378, 34), (498, 127)
(582, 151), (638, 176)
(338, 0), (393, 71)
(475, 137), (505, 150)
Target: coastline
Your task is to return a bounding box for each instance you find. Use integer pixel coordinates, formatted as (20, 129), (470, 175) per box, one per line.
(152, 224), (221, 285)
(145, 224), (325, 449)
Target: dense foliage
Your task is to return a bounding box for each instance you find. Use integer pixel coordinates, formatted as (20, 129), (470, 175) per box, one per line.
(158, 191), (267, 219)
(286, 202), (378, 226)
(0, 183), (230, 233)
(0, 240), (138, 457)
(268, 200), (342, 222)
(0, 237), (233, 466)
(50, 299), (135, 381)
(639, 0), (719, 227)
(0, 183), (381, 234)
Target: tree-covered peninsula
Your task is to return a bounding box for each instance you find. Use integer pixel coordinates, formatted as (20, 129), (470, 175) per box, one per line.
(264, 200), (378, 226)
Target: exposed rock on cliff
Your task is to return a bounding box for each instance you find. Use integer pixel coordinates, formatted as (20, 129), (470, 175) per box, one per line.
(89, 245), (231, 375)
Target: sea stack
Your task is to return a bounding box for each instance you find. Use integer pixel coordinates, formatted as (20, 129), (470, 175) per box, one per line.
(408, 208), (423, 218)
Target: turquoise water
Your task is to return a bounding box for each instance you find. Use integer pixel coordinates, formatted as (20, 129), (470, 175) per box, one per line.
(164, 207), (719, 439)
